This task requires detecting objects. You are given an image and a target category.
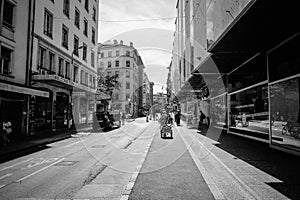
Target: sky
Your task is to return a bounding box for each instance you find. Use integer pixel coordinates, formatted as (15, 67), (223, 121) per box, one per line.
(98, 0), (177, 94)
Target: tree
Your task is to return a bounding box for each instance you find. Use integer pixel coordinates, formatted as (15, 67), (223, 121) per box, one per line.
(97, 74), (121, 99)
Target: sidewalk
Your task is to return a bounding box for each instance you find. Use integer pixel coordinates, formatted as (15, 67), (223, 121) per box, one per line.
(177, 121), (300, 199)
(0, 126), (92, 163)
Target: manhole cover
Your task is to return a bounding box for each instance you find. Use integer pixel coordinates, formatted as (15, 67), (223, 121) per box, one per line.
(91, 144), (106, 148)
(55, 161), (78, 166)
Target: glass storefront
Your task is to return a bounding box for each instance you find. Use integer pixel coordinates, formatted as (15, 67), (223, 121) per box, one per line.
(229, 84), (269, 138)
(270, 76), (300, 149)
(211, 93), (227, 127)
(79, 98), (87, 124)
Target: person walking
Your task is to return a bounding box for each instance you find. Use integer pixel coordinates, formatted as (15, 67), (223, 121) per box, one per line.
(1, 120), (12, 146)
(175, 111), (181, 126)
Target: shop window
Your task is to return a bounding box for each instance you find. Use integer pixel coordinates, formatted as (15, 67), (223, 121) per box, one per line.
(270, 77), (300, 149)
(0, 46), (12, 75)
(73, 65), (79, 82)
(229, 84), (269, 136)
(211, 94), (227, 127)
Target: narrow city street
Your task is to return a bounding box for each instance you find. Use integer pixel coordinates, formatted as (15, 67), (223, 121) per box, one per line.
(0, 118), (154, 199)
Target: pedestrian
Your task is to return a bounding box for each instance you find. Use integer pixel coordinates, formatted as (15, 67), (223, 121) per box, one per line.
(1, 120), (12, 146)
(175, 111), (181, 126)
(121, 112), (126, 125)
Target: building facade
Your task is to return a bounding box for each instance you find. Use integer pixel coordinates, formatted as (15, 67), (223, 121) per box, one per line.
(142, 72), (151, 115)
(171, 0), (300, 155)
(0, 0), (51, 141)
(97, 40), (145, 117)
(29, 0), (99, 134)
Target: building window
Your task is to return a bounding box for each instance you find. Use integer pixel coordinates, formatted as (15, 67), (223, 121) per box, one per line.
(115, 60), (119, 67)
(91, 27), (95, 44)
(93, 76), (96, 88)
(84, 0), (89, 12)
(126, 70), (130, 78)
(126, 51), (130, 56)
(108, 51), (112, 57)
(62, 25), (69, 49)
(100, 52), (104, 58)
(2, 0), (15, 30)
(63, 0), (70, 17)
(126, 60), (130, 67)
(115, 71), (119, 77)
(108, 61), (111, 68)
(49, 51), (55, 72)
(82, 43), (87, 61)
(107, 71), (111, 77)
(80, 70), (84, 84)
(38, 46), (46, 69)
(73, 35), (79, 56)
(83, 18), (88, 36)
(58, 58), (64, 77)
(126, 82), (130, 89)
(44, 9), (53, 38)
(115, 93), (119, 100)
(0, 46), (12, 75)
(92, 6), (96, 22)
(65, 61), (70, 79)
(74, 8), (80, 29)
(91, 50), (95, 67)
(85, 72), (88, 85)
(73, 65), (79, 82)
(89, 74), (92, 87)
(116, 50), (120, 56)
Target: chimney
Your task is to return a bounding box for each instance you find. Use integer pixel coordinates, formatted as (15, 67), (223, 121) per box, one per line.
(113, 40), (118, 44)
(120, 40), (123, 45)
(130, 42), (133, 47)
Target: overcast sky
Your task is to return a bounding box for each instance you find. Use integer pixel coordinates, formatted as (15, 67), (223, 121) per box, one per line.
(98, 0), (177, 94)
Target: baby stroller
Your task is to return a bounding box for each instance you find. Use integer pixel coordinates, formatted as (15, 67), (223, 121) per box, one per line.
(160, 116), (173, 139)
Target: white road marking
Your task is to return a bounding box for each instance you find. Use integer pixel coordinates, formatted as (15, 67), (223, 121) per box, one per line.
(15, 158), (65, 183)
(0, 158), (33, 172)
(0, 173), (12, 180)
(0, 184), (6, 189)
(62, 141), (81, 148)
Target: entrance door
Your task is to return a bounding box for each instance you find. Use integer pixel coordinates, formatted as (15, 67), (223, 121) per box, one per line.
(0, 100), (23, 141)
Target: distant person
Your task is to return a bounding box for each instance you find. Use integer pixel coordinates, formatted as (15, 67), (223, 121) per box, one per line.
(1, 120), (12, 146)
(175, 111), (181, 126)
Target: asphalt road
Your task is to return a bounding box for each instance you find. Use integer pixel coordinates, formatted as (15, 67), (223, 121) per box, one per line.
(0, 118), (151, 199)
(129, 122), (215, 200)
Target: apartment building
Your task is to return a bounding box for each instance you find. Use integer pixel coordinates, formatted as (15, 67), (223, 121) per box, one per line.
(0, 0), (50, 139)
(97, 40), (145, 117)
(29, 0), (99, 134)
(142, 72), (151, 115)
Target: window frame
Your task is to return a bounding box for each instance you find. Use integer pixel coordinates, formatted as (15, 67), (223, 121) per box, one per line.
(43, 8), (53, 38)
(74, 7), (80, 29)
(61, 24), (69, 49)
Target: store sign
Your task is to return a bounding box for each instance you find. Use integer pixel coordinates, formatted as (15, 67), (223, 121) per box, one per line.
(0, 82), (49, 97)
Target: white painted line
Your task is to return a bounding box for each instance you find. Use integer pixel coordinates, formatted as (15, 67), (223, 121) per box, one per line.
(126, 181), (135, 190)
(62, 141), (81, 148)
(0, 158), (33, 172)
(15, 158), (65, 183)
(0, 184), (6, 189)
(120, 194), (129, 200)
(0, 173), (12, 180)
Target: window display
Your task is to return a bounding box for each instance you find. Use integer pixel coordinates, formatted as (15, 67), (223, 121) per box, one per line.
(211, 94), (227, 127)
(229, 84), (269, 135)
(270, 76), (300, 149)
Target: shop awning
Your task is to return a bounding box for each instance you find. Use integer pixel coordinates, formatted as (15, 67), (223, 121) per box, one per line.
(0, 82), (49, 97)
(208, 0), (300, 53)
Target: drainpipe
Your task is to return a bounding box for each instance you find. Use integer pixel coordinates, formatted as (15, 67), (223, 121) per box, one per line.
(25, 0), (36, 136)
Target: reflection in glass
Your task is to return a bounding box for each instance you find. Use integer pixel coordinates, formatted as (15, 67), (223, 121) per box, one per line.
(211, 94), (227, 127)
(229, 84), (269, 134)
(270, 77), (300, 149)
